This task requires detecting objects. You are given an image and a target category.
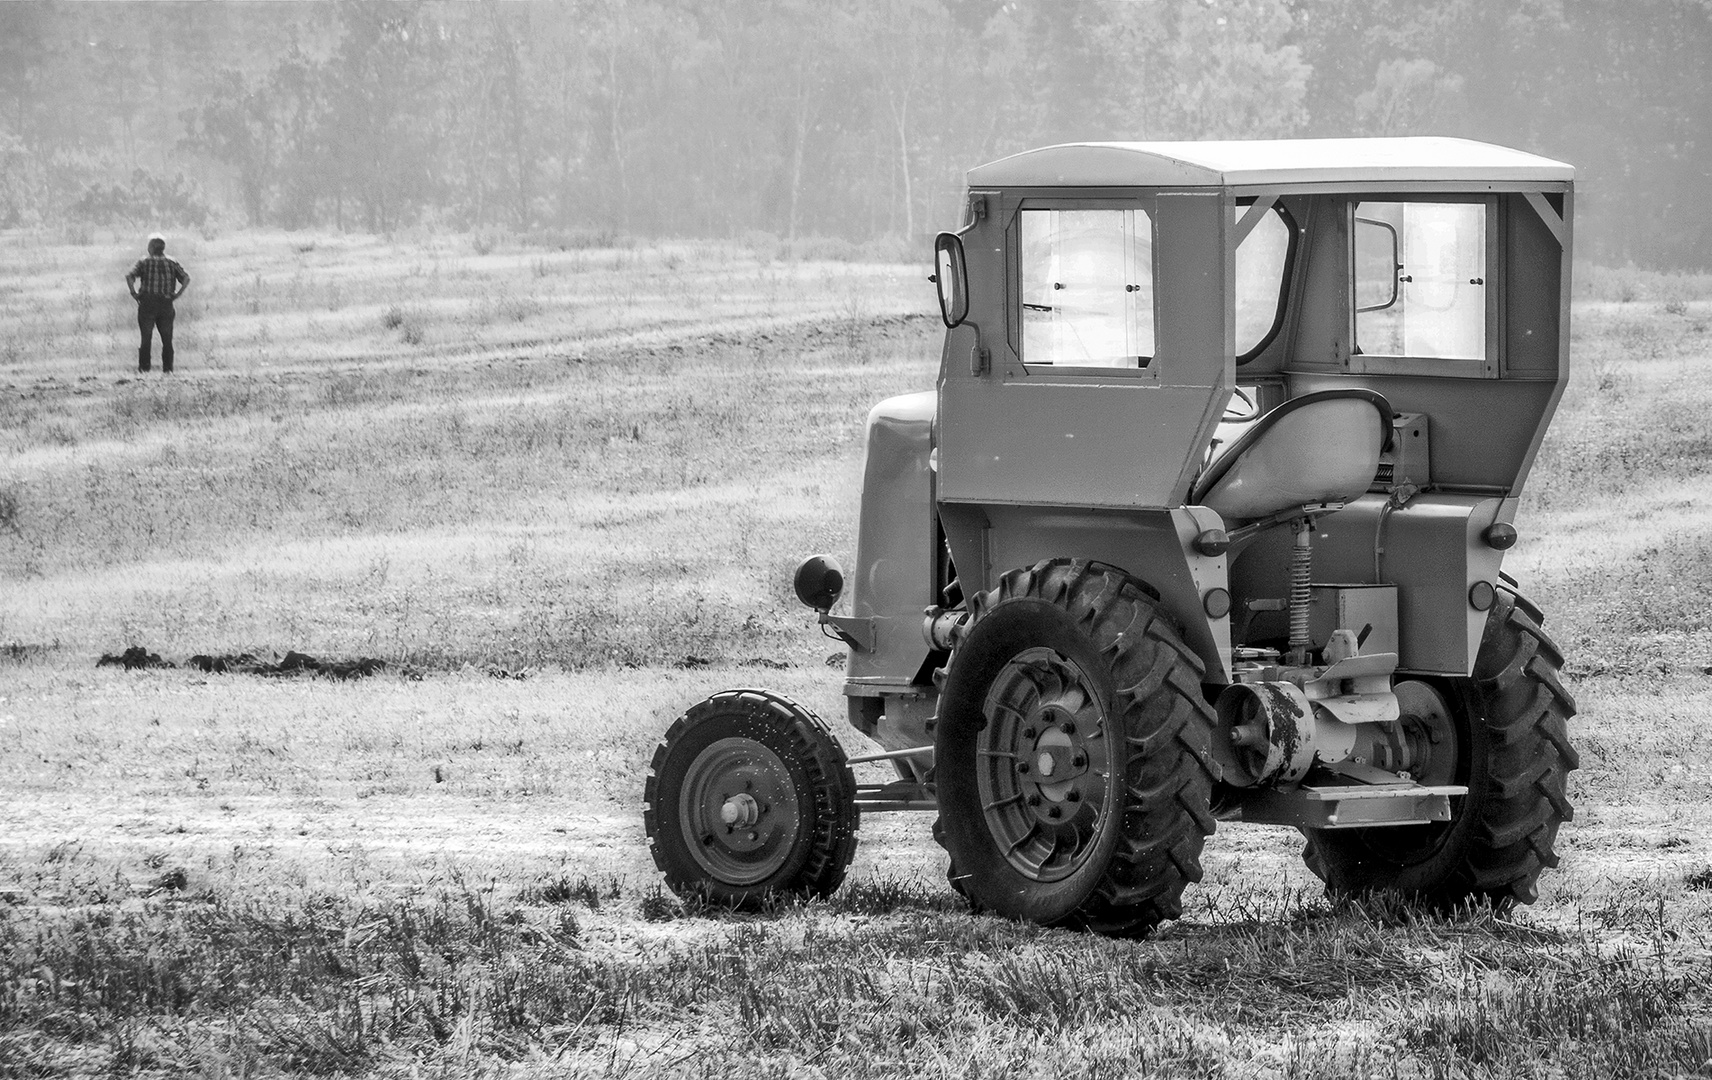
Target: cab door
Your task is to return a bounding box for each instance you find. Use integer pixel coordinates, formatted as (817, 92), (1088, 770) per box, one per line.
(937, 190), (1233, 511)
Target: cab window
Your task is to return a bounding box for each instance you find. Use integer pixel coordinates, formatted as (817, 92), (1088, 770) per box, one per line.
(1234, 204), (1294, 360)
(1355, 201), (1487, 360)
(1020, 208), (1154, 367)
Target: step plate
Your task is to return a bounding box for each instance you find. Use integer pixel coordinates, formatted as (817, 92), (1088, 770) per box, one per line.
(1237, 783), (1466, 829)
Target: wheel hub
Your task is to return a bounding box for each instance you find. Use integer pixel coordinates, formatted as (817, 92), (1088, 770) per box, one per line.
(720, 792), (761, 827)
(679, 737), (801, 884)
(1393, 680), (1458, 787)
(976, 648), (1113, 882)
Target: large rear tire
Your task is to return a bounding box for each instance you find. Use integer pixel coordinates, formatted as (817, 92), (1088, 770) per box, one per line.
(933, 559), (1218, 936)
(644, 689), (858, 908)
(1303, 590), (1579, 907)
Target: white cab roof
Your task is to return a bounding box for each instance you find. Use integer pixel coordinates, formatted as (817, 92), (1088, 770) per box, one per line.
(967, 137), (1574, 188)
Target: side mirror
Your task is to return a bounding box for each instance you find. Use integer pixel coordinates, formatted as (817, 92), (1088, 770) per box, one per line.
(933, 232), (970, 328)
(1354, 216), (1401, 313)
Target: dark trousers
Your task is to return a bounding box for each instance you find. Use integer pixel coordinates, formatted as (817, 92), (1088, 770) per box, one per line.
(137, 295), (175, 372)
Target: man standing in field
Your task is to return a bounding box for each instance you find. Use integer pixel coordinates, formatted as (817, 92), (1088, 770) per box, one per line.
(124, 233), (190, 374)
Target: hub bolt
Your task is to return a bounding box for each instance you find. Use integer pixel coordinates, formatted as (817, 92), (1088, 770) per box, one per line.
(1017, 762), (1031, 774)
(1067, 790), (1081, 803)
(1047, 807), (1062, 819)
(1061, 721), (1076, 735)
(720, 793), (761, 828)
(1022, 727), (1036, 740)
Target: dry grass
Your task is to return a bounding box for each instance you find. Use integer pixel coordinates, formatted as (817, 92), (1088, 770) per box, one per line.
(2, 229), (1711, 1077)
(0, 229), (927, 667)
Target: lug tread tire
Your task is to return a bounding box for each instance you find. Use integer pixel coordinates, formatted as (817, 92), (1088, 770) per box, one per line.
(934, 559), (1217, 937)
(643, 689), (858, 908)
(1303, 592), (1577, 909)
(1463, 599), (1577, 902)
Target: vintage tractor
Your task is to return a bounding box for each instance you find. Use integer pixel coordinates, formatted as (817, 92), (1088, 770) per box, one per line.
(643, 137), (1579, 934)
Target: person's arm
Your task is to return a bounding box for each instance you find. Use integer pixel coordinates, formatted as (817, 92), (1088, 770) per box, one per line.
(172, 264), (190, 300)
(125, 263), (140, 299)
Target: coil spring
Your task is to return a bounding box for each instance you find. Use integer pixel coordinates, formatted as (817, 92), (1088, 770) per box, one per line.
(1289, 521), (1313, 652)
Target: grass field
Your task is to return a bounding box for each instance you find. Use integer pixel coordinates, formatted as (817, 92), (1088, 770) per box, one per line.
(1, 230), (1711, 1078)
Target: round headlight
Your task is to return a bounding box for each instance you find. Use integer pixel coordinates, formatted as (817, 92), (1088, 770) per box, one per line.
(793, 555), (845, 612)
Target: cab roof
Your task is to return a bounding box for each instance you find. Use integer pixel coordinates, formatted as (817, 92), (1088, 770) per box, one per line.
(967, 137), (1574, 188)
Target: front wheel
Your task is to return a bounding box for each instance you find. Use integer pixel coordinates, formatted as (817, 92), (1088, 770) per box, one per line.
(933, 559), (1218, 936)
(1303, 591), (1579, 907)
(644, 689), (858, 907)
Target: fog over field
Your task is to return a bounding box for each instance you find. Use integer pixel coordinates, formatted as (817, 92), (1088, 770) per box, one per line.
(3, 2), (1712, 1078)
(2, 1), (1710, 268)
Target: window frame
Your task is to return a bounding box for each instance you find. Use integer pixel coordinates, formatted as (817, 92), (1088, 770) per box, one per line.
(1347, 194), (1500, 380)
(1006, 197), (1162, 384)
(1233, 198), (1299, 367)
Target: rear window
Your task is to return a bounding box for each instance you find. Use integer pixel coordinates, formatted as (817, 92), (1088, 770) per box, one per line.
(1354, 201), (1488, 361)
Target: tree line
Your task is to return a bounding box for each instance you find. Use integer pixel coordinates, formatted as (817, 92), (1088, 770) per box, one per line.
(1, 0), (1708, 269)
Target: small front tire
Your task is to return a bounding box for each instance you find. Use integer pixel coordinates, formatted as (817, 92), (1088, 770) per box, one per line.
(644, 689), (858, 908)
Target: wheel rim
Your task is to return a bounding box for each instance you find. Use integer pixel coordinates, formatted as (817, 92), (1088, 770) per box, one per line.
(975, 647), (1116, 882)
(1351, 680), (1464, 865)
(1396, 680), (1458, 788)
(678, 737), (802, 887)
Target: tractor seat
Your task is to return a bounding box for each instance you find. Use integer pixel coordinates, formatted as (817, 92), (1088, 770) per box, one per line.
(1191, 389), (1393, 522)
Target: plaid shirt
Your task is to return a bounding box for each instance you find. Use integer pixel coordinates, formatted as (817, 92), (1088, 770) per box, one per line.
(128, 254), (189, 298)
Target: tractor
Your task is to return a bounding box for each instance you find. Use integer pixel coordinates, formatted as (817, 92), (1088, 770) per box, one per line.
(643, 137), (1580, 935)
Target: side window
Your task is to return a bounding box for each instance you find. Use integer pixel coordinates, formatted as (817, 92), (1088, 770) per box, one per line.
(1020, 208), (1154, 367)
(1354, 201), (1487, 360)
(1233, 205), (1293, 359)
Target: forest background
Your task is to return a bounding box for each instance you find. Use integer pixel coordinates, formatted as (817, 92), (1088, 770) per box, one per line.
(2, 0), (1710, 270)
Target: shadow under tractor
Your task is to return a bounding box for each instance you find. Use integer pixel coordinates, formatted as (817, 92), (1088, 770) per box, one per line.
(644, 137), (1580, 935)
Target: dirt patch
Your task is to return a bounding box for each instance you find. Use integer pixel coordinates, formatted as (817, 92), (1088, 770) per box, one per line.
(188, 650), (388, 679)
(95, 645), (173, 670)
(98, 645), (391, 679)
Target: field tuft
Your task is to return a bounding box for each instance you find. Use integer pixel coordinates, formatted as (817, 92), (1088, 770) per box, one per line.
(2, 231), (1711, 1077)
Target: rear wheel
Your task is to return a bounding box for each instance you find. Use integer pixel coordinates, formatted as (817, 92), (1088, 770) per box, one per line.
(933, 559), (1218, 935)
(644, 689), (858, 907)
(1303, 591), (1579, 908)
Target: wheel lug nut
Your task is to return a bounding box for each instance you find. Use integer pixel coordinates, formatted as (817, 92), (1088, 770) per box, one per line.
(1026, 794), (1041, 806)
(1022, 727), (1036, 739)
(747, 831), (758, 841)
(1047, 807), (1061, 819)
(1067, 790), (1080, 803)
(1061, 721), (1076, 735)
(1017, 762), (1030, 774)
(1072, 754), (1086, 768)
